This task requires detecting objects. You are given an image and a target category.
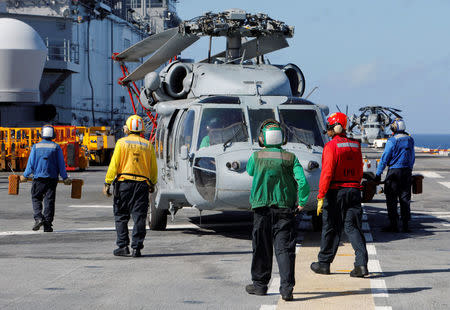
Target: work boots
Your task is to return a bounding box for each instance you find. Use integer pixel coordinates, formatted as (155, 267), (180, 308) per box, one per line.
(310, 262), (330, 275)
(132, 248), (142, 257)
(281, 289), (294, 301)
(113, 246), (130, 257)
(43, 222), (53, 232)
(245, 284), (267, 296)
(350, 265), (369, 278)
(32, 219), (43, 231)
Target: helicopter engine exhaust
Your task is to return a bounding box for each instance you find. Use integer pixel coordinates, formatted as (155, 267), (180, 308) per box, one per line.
(163, 62), (192, 99)
(282, 63), (306, 97)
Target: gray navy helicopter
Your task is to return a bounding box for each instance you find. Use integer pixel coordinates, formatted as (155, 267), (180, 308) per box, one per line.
(349, 106), (403, 146)
(114, 9), (329, 230)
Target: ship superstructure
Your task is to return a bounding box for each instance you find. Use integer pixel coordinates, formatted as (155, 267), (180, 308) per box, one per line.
(0, 0), (179, 132)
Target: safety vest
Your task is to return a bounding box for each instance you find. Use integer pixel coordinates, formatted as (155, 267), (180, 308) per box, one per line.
(105, 134), (157, 185)
(318, 135), (363, 198)
(332, 136), (363, 185)
(247, 147), (310, 208)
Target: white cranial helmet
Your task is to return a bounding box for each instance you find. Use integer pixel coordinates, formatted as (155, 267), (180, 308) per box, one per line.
(41, 125), (55, 139)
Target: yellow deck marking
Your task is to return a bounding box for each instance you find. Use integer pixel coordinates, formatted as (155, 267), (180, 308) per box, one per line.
(277, 232), (375, 310)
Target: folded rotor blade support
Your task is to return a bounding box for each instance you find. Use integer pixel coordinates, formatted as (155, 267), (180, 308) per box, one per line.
(112, 56), (158, 143)
(200, 34), (289, 63)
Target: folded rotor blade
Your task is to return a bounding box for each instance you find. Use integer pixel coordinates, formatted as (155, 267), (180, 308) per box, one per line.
(200, 34), (289, 63)
(115, 28), (179, 62)
(122, 33), (199, 83)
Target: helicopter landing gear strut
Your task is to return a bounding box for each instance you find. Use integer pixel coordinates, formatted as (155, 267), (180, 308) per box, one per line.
(169, 201), (176, 222)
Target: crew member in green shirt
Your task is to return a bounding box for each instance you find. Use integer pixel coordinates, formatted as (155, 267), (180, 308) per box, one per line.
(199, 117), (221, 148)
(245, 119), (310, 302)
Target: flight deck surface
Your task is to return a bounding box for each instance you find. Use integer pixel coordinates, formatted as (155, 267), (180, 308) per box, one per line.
(0, 152), (449, 309)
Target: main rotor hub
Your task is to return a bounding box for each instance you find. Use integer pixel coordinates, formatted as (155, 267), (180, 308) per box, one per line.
(179, 9), (294, 38)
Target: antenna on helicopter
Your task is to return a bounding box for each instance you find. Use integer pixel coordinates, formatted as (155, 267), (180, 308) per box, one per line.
(305, 86), (318, 99)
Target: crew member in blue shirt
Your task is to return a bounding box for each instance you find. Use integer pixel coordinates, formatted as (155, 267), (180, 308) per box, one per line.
(375, 118), (415, 232)
(20, 125), (71, 232)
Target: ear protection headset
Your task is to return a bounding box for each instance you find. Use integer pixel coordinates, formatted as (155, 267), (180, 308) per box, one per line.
(390, 118), (406, 133)
(258, 119), (287, 147)
(327, 123), (344, 134)
(41, 124), (56, 140)
(326, 112), (347, 135)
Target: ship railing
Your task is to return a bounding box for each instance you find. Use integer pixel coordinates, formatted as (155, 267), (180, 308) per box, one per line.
(45, 38), (80, 64)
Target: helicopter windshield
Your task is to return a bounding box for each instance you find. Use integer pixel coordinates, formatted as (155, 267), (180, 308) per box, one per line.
(248, 109), (276, 143)
(279, 109), (324, 147)
(198, 107), (248, 149)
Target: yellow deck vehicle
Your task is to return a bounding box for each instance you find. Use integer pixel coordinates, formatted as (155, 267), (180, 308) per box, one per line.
(0, 127), (40, 171)
(77, 126), (115, 165)
(0, 126), (89, 172)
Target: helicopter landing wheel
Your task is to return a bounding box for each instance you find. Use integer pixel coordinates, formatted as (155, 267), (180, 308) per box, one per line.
(147, 187), (167, 231)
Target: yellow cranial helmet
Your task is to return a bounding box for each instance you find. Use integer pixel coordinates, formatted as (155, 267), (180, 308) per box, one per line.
(126, 114), (144, 132)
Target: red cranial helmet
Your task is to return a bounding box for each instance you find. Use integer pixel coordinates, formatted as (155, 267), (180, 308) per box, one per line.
(327, 112), (347, 132)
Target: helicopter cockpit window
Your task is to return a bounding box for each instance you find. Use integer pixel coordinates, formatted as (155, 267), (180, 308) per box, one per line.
(178, 110), (195, 154)
(248, 109), (276, 143)
(279, 109), (324, 147)
(197, 108), (248, 149)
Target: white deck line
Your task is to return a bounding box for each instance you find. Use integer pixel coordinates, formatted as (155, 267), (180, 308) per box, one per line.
(414, 171), (443, 178)
(413, 211), (450, 215)
(267, 277), (280, 295)
(362, 222), (370, 231)
(68, 205), (112, 208)
(412, 215), (450, 219)
(367, 244), (377, 255)
(363, 207), (391, 306)
(371, 279), (389, 298)
(368, 259), (383, 273)
(259, 305), (276, 310)
(438, 182), (450, 189)
(0, 221), (255, 236)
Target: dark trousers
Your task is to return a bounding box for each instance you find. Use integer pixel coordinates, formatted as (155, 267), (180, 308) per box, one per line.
(113, 181), (149, 249)
(31, 178), (58, 223)
(318, 188), (368, 267)
(384, 168), (412, 226)
(251, 207), (297, 295)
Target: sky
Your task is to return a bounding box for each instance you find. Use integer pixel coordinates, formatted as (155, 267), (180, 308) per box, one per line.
(175, 0), (450, 134)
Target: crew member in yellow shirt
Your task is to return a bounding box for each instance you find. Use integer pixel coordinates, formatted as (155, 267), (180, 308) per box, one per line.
(104, 115), (157, 257)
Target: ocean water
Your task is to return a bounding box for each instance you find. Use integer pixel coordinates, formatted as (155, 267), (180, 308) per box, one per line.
(412, 134), (450, 149)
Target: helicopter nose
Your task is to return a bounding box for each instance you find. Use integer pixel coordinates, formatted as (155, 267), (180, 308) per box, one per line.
(215, 156), (252, 209)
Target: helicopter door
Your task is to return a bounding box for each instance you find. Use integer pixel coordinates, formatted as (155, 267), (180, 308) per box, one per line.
(174, 109), (196, 188)
(164, 109), (180, 183)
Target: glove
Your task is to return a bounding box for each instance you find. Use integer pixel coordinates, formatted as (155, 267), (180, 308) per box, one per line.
(317, 198), (324, 216)
(149, 183), (155, 193)
(374, 175), (381, 184)
(103, 183), (112, 197)
(63, 178), (72, 185)
(19, 175), (28, 183)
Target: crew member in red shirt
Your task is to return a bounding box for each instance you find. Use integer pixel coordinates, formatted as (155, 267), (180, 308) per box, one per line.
(310, 112), (369, 278)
